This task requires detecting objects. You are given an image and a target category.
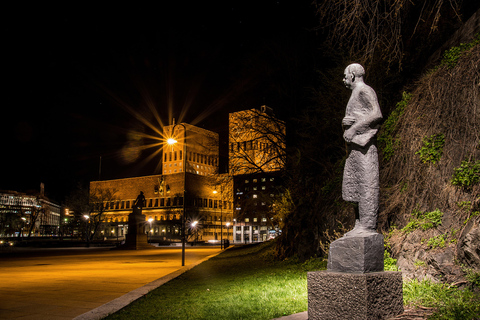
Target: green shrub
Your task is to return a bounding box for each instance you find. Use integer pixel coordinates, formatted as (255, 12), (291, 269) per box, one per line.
(427, 234), (446, 249)
(416, 133), (445, 164)
(378, 91), (412, 162)
(384, 250), (398, 271)
(465, 269), (480, 288)
(451, 160), (480, 189)
(423, 209), (443, 229)
(438, 33), (480, 69)
(402, 208), (443, 233)
(402, 219), (421, 234)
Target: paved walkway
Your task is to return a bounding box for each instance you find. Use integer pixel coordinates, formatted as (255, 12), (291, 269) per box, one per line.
(0, 246), (221, 319)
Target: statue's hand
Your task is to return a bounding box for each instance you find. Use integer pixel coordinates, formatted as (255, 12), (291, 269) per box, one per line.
(344, 129), (355, 143)
(342, 116), (356, 126)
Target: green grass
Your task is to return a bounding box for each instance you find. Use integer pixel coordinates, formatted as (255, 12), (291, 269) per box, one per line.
(105, 242), (480, 320)
(105, 242), (327, 320)
(403, 279), (480, 320)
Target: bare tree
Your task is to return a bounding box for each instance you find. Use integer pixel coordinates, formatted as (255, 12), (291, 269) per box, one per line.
(66, 183), (117, 242)
(229, 108), (286, 175)
(313, 0), (463, 68)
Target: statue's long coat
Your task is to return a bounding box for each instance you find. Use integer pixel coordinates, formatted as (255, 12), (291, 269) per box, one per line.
(342, 84), (382, 216)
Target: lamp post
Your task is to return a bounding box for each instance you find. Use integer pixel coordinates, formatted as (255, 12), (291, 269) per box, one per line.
(83, 215), (90, 247)
(167, 122), (187, 266)
(213, 187), (223, 249)
(20, 217), (26, 238)
(148, 218), (153, 242)
(191, 220), (198, 246)
(226, 222), (231, 245)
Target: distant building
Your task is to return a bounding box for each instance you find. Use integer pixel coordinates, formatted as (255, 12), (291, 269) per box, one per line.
(162, 122), (219, 176)
(229, 106), (286, 243)
(0, 186), (62, 237)
(90, 107), (286, 245)
(90, 123), (233, 243)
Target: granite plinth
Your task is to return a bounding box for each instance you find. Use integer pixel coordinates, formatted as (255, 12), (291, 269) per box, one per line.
(308, 271), (403, 320)
(327, 233), (384, 273)
(116, 209), (154, 250)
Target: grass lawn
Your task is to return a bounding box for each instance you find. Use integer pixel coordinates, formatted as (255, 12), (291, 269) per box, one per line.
(105, 241), (480, 320)
(105, 241), (326, 320)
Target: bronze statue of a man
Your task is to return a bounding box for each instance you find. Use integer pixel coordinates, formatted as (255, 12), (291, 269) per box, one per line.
(342, 63), (383, 236)
(134, 191), (146, 209)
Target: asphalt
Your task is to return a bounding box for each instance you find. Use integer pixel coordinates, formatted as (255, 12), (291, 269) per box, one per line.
(0, 245), (309, 320)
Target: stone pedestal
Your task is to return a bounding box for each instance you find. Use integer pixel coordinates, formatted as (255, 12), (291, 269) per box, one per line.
(308, 271), (403, 320)
(328, 233), (384, 273)
(117, 207), (153, 250)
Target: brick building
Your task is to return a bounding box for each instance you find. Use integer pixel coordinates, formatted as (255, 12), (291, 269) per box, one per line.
(229, 106), (286, 243)
(90, 122), (233, 243)
(90, 107), (286, 244)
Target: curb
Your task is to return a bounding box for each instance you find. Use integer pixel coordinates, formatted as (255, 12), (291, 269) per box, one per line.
(73, 250), (224, 320)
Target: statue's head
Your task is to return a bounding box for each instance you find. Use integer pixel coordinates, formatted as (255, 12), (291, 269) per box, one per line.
(343, 63), (365, 89)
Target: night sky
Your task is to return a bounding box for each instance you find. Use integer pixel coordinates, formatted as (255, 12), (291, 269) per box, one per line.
(3, 1), (318, 202)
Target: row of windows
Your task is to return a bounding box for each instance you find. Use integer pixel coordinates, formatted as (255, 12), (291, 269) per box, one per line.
(245, 177), (274, 183)
(99, 197), (232, 211)
(230, 140), (272, 152)
(164, 151), (218, 166)
(98, 197), (183, 211)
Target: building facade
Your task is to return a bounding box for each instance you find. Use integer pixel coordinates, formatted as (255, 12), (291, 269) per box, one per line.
(90, 123), (233, 243)
(229, 106), (286, 243)
(90, 173), (233, 243)
(0, 189), (62, 237)
(90, 109), (286, 245)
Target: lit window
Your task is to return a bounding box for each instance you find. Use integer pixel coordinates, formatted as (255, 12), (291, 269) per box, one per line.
(253, 179), (257, 183)
(253, 186), (257, 191)
(261, 186), (266, 190)
(262, 217), (267, 222)
(270, 177), (275, 181)
(261, 178), (266, 182)
(245, 218), (249, 222)
(245, 180), (249, 183)
(253, 194), (258, 198)
(253, 218), (257, 222)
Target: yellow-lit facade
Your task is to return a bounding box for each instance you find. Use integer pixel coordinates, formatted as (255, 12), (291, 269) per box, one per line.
(229, 106), (286, 243)
(163, 122), (219, 176)
(229, 107), (286, 175)
(90, 123), (232, 243)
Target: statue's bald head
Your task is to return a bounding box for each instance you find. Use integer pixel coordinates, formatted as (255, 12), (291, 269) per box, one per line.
(343, 63), (365, 89)
(346, 63), (365, 78)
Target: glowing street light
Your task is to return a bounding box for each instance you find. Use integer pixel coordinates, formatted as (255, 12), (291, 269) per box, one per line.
(167, 122), (187, 266)
(148, 218), (154, 242)
(213, 187), (224, 249)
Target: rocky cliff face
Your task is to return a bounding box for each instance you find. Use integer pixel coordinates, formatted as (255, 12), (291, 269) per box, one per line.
(378, 35), (479, 284)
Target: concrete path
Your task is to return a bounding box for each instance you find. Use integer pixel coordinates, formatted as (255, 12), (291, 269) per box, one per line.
(0, 246), (221, 319)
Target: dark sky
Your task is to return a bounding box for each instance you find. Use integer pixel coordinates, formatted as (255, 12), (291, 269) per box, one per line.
(3, 1), (318, 202)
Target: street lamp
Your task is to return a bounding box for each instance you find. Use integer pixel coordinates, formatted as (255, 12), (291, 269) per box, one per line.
(226, 222), (231, 244)
(21, 217), (26, 238)
(148, 218), (153, 242)
(213, 187), (223, 249)
(191, 220), (198, 245)
(83, 215), (90, 247)
(167, 122), (187, 266)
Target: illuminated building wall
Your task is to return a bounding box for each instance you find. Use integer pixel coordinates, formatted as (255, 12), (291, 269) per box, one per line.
(0, 190), (61, 237)
(228, 106), (286, 243)
(90, 122), (232, 243)
(229, 106), (286, 175)
(162, 122), (219, 176)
